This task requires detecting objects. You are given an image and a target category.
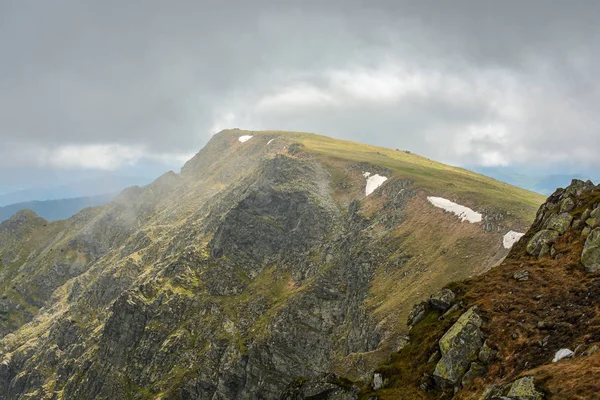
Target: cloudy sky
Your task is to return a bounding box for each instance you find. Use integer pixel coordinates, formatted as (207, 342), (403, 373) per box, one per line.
(1, 0), (599, 194)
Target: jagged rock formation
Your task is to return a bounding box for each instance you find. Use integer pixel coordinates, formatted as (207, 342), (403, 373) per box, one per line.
(0, 130), (543, 399)
(364, 179), (600, 399)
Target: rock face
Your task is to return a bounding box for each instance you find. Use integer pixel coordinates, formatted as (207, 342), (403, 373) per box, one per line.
(429, 288), (456, 311)
(582, 228), (600, 272)
(526, 229), (559, 256)
(433, 307), (484, 386)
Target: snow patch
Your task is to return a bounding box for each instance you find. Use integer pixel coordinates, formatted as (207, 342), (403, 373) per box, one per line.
(364, 173), (388, 196)
(238, 135), (253, 143)
(267, 139), (275, 145)
(427, 197), (482, 223)
(503, 230), (525, 249)
(553, 348), (574, 363)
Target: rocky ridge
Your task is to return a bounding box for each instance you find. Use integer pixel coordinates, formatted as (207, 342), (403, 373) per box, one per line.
(365, 179), (600, 399)
(0, 130), (543, 399)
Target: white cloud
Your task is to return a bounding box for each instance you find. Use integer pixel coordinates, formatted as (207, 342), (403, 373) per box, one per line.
(29, 144), (191, 171)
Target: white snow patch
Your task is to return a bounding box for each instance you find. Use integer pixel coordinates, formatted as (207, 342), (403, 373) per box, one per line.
(365, 174), (388, 196)
(503, 230), (525, 249)
(267, 139), (275, 145)
(238, 135), (253, 143)
(552, 348), (574, 363)
(427, 197), (482, 223)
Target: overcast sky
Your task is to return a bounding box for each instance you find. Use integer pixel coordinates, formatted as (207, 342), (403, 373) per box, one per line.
(1, 0), (599, 192)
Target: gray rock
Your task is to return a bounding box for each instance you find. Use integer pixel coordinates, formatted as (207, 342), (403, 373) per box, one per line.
(429, 288), (456, 311)
(506, 376), (543, 400)
(461, 362), (486, 387)
(433, 307), (484, 386)
(559, 197), (575, 213)
(552, 348), (574, 362)
(407, 302), (427, 327)
(545, 212), (573, 235)
(527, 229), (559, 256)
(513, 270), (529, 281)
(372, 373), (384, 391)
(581, 228), (600, 272)
(478, 341), (497, 364)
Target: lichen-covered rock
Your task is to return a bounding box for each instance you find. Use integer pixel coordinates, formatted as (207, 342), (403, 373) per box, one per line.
(527, 229), (559, 256)
(513, 270), (529, 281)
(433, 307), (484, 386)
(429, 288), (456, 311)
(559, 197), (575, 213)
(506, 376), (544, 400)
(545, 212), (573, 234)
(407, 302), (427, 327)
(461, 362), (486, 387)
(478, 341), (497, 364)
(581, 228), (600, 272)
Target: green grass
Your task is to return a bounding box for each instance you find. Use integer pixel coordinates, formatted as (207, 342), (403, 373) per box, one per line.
(231, 129), (545, 223)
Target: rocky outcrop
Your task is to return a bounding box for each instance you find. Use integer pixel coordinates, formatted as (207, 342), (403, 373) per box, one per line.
(581, 228), (600, 272)
(433, 307), (484, 387)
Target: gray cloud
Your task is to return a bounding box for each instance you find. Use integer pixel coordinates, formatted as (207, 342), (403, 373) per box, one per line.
(1, 0), (599, 174)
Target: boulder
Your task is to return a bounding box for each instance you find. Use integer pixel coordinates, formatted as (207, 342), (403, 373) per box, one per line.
(559, 197), (575, 213)
(478, 341), (497, 364)
(506, 376), (543, 400)
(429, 288), (456, 311)
(433, 307), (484, 386)
(552, 348), (574, 362)
(581, 228), (600, 272)
(407, 302), (427, 327)
(527, 230), (559, 256)
(372, 373), (384, 390)
(545, 212), (573, 234)
(461, 362), (486, 387)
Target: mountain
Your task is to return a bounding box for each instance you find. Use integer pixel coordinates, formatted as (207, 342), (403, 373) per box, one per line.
(0, 175), (154, 207)
(362, 178), (600, 399)
(471, 166), (595, 196)
(0, 194), (116, 223)
(0, 130), (544, 399)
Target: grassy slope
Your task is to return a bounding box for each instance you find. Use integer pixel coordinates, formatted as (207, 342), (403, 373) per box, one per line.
(239, 130), (544, 223)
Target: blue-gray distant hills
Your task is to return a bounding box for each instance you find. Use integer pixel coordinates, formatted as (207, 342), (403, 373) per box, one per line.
(0, 193), (115, 222)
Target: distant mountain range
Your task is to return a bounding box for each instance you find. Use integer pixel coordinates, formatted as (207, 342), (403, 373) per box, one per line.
(0, 175), (153, 207)
(470, 166), (595, 195)
(0, 193), (115, 222)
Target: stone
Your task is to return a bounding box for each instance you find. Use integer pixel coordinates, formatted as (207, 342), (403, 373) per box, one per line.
(552, 348), (574, 362)
(571, 219), (582, 230)
(407, 302), (427, 327)
(527, 229), (559, 256)
(539, 244), (551, 258)
(478, 341), (497, 364)
(583, 344), (599, 356)
(433, 307), (484, 386)
(583, 226), (592, 236)
(480, 385), (504, 400)
(581, 228), (600, 272)
(506, 376), (543, 400)
(372, 373), (384, 390)
(545, 212), (573, 234)
(513, 270), (529, 281)
(429, 288), (456, 311)
(461, 362), (486, 387)
(582, 208), (591, 222)
(559, 197), (575, 213)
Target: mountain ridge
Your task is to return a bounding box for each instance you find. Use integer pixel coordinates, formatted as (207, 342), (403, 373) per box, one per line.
(0, 129), (545, 399)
